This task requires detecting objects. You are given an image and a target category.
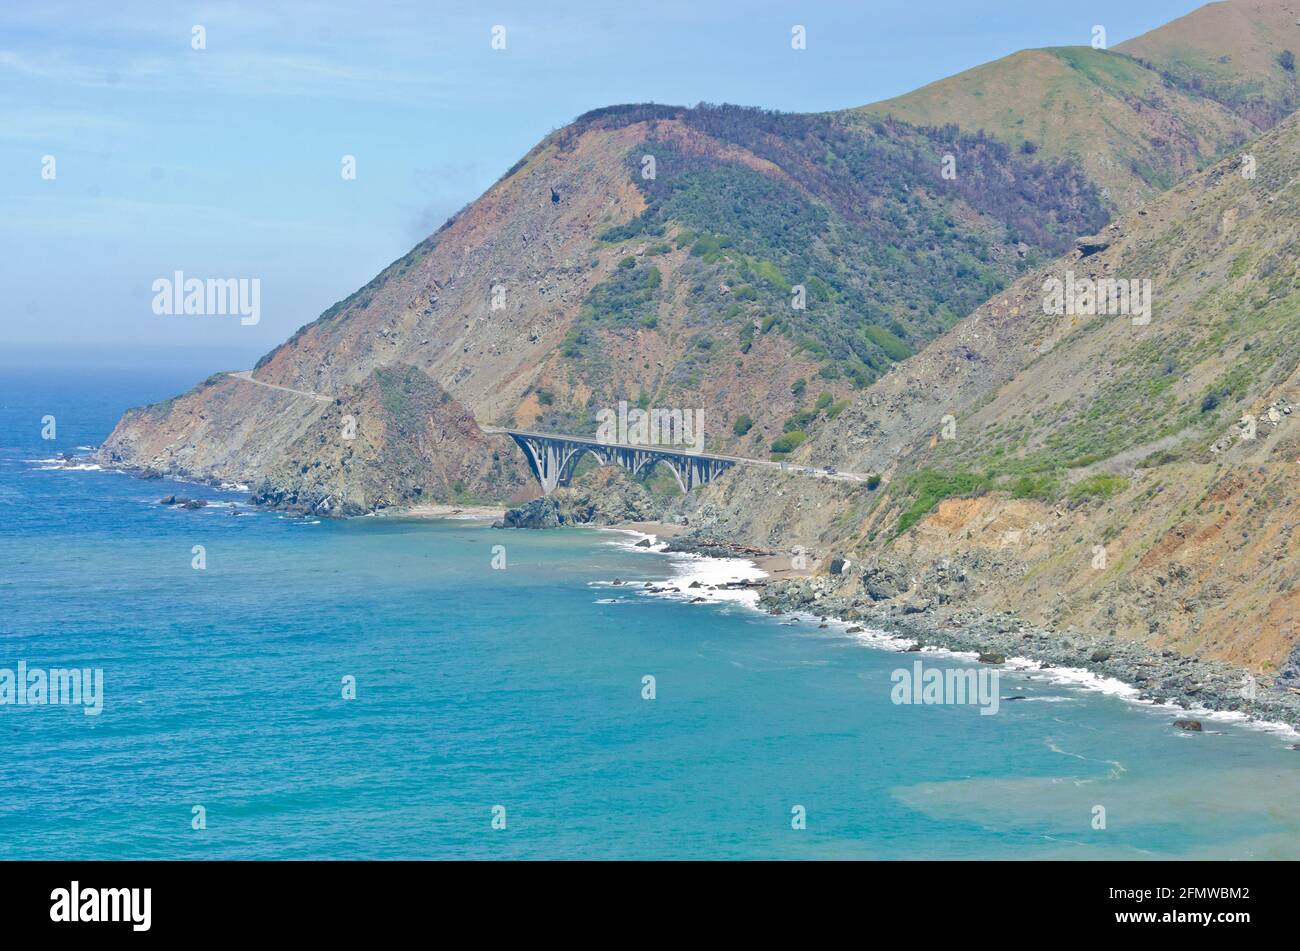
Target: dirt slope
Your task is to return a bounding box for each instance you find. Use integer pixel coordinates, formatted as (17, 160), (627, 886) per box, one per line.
(683, 110), (1300, 672)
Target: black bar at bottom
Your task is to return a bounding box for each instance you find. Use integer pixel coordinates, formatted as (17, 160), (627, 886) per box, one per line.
(0, 860), (1281, 938)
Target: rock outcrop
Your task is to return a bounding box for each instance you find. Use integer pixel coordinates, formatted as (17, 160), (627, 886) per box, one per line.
(499, 466), (663, 528)
(103, 365), (533, 515)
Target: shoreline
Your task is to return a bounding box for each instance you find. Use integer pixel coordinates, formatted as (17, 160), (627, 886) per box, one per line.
(85, 457), (506, 521)
(597, 524), (770, 610)
(608, 526), (1300, 738)
(45, 460), (1300, 736)
(380, 503), (506, 520)
(609, 520), (815, 580)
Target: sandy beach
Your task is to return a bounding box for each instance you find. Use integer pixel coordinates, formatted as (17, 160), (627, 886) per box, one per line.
(382, 503), (506, 520)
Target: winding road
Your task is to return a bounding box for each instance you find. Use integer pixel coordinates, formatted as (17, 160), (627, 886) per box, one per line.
(226, 369), (869, 484)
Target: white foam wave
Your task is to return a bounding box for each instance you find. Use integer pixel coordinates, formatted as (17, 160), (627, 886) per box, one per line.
(600, 527), (669, 553)
(589, 527), (1300, 740)
(34, 462), (106, 472)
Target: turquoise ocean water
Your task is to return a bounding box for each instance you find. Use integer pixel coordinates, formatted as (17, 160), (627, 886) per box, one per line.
(2, 366), (1299, 859)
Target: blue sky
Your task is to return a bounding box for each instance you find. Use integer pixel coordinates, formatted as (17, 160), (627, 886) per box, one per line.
(0, 0), (1205, 367)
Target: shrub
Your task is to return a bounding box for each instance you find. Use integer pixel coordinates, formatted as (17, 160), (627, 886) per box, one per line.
(863, 325), (912, 361)
(750, 258), (790, 292)
(1138, 448), (1178, 468)
(733, 415), (754, 436)
(771, 430), (807, 454)
(1009, 473), (1059, 501)
(1067, 474), (1129, 503)
(690, 233), (734, 259)
(784, 409), (817, 432)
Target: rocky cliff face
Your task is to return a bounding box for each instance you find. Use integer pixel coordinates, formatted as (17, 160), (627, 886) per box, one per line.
(101, 365), (533, 514)
(681, 110), (1300, 673)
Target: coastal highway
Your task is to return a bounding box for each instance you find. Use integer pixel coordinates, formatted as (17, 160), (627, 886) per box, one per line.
(478, 425), (872, 484)
(225, 371), (866, 483)
(227, 370), (333, 403)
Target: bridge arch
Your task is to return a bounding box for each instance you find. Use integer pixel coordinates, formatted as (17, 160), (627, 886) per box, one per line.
(505, 431), (734, 495)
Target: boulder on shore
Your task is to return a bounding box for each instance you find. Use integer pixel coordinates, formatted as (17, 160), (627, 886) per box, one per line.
(500, 467), (662, 529)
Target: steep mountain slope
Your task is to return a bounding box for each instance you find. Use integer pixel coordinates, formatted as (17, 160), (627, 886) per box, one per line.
(857, 0), (1298, 208)
(683, 110), (1300, 672)
(99, 0), (1295, 531)
(102, 365), (533, 513)
(100, 104), (1105, 507)
(857, 46), (1255, 208)
(1119, 0), (1300, 127)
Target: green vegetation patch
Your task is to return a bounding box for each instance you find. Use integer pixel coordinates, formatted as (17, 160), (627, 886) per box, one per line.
(894, 469), (991, 536)
(586, 104), (1106, 394)
(1067, 473), (1129, 503)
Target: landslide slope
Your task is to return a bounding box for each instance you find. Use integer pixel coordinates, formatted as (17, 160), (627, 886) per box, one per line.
(856, 0), (1299, 209)
(685, 110), (1300, 672)
(100, 103), (1107, 507)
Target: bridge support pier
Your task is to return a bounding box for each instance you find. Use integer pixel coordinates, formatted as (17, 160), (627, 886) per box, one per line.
(505, 432), (734, 495)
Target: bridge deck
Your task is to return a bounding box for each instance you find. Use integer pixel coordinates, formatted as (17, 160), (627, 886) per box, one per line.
(479, 425), (870, 484)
